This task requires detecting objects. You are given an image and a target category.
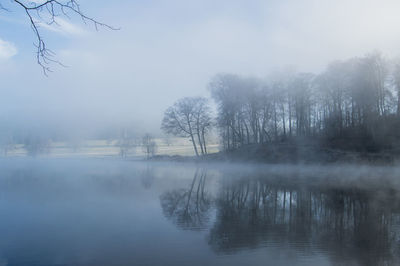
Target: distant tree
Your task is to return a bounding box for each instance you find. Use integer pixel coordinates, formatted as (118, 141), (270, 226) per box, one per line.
(142, 133), (157, 159)
(392, 60), (400, 116)
(1, 0), (117, 74)
(209, 74), (267, 149)
(290, 73), (314, 137)
(66, 135), (83, 152)
(161, 97), (212, 156)
(0, 135), (16, 156)
(23, 136), (51, 156)
(163, 135), (173, 146)
(116, 128), (137, 158)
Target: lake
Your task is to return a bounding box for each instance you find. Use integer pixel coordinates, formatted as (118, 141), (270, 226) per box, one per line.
(0, 158), (399, 266)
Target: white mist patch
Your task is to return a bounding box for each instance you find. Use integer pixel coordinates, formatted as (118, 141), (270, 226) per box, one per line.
(37, 18), (86, 36)
(0, 39), (17, 59)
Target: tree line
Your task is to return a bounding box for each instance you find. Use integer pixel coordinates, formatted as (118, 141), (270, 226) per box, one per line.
(163, 52), (400, 155)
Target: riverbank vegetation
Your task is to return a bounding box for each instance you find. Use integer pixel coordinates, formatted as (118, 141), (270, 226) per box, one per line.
(162, 52), (400, 162)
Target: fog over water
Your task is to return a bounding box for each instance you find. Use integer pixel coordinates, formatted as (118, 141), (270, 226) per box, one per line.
(1, 158), (400, 265)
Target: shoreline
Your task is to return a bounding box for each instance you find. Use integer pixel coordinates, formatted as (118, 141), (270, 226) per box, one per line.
(149, 144), (400, 166)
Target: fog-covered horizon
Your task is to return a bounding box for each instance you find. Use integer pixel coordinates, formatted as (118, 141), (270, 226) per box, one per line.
(2, 0), (400, 138)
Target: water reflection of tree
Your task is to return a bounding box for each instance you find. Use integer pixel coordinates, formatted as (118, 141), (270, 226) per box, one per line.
(208, 177), (400, 265)
(160, 168), (212, 230)
(140, 164), (155, 189)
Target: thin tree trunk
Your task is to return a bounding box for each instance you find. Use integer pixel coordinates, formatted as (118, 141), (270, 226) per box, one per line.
(201, 127), (207, 154)
(187, 119), (199, 156)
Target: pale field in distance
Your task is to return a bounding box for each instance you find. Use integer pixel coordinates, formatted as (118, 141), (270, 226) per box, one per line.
(5, 137), (220, 158)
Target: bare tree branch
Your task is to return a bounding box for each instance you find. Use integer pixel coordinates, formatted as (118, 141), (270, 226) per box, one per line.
(6, 0), (119, 75)
(0, 2), (9, 11)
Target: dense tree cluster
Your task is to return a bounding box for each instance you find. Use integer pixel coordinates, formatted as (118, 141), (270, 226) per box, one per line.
(210, 52), (400, 152)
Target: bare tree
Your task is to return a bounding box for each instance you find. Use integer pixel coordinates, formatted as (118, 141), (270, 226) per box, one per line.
(163, 134), (173, 146)
(116, 128), (137, 158)
(209, 74), (267, 148)
(193, 98), (213, 155)
(0, 135), (16, 156)
(23, 135), (51, 156)
(66, 134), (83, 152)
(161, 97), (199, 156)
(1, 0), (118, 74)
(161, 97), (212, 157)
(393, 61), (400, 116)
(142, 133), (157, 159)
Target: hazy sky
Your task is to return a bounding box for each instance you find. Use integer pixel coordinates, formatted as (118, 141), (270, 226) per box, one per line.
(1, 0), (400, 136)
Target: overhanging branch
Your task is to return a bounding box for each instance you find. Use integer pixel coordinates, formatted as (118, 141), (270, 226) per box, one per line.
(6, 0), (119, 75)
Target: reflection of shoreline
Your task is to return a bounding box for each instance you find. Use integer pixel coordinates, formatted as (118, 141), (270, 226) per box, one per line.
(150, 145), (398, 165)
(161, 169), (400, 266)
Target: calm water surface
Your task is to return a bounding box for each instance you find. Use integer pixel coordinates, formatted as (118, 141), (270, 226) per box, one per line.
(1, 158), (400, 266)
